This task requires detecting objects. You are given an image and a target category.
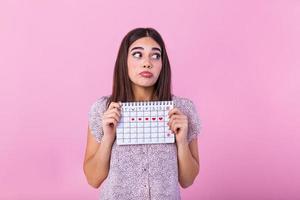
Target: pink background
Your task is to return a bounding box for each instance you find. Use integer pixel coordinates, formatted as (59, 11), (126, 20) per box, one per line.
(1, 0), (299, 199)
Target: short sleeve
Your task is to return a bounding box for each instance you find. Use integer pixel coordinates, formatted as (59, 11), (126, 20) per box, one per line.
(185, 99), (202, 143)
(88, 96), (108, 143)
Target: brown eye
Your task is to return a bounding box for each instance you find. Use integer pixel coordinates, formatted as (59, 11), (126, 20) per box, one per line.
(151, 53), (161, 60)
(132, 52), (142, 58)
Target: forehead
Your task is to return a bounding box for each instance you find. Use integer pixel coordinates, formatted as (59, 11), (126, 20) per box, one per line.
(129, 37), (161, 50)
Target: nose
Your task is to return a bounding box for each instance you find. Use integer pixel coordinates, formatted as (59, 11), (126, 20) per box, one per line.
(143, 64), (152, 69)
(142, 57), (153, 69)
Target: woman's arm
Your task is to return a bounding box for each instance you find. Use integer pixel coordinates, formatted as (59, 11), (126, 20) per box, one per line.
(83, 126), (113, 188)
(168, 106), (200, 188)
(177, 139), (200, 188)
(83, 101), (121, 188)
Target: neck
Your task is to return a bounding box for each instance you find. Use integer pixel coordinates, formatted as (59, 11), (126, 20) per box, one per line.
(132, 85), (155, 101)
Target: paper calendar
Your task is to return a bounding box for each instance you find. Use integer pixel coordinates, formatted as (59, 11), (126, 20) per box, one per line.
(116, 100), (175, 145)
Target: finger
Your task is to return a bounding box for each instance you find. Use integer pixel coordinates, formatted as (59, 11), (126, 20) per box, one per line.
(105, 118), (117, 127)
(169, 118), (177, 133)
(168, 107), (183, 116)
(172, 121), (184, 134)
(168, 107), (184, 117)
(170, 121), (180, 134)
(105, 108), (121, 118)
(170, 118), (187, 133)
(169, 115), (186, 121)
(108, 101), (122, 110)
(168, 115), (186, 126)
(174, 123), (182, 134)
(168, 116), (176, 127)
(104, 113), (120, 123)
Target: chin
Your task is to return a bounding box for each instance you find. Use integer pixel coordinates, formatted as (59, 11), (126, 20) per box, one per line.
(136, 82), (156, 88)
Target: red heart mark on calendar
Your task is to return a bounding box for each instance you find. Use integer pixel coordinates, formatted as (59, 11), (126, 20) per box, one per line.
(159, 117), (163, 120)
(138, 118), (142, 121)
(131, 118), (135, 121)
(145, 117), (149, 121)
(152, 117), (156, 121)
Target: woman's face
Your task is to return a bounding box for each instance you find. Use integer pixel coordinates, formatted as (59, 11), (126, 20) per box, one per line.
(127, 37), (162, 89)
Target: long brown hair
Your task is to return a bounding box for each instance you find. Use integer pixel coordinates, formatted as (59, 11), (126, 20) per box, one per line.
(106, 27), (173, 108)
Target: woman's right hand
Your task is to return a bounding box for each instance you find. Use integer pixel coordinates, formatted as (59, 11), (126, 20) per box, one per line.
(101, 101), (122, 145)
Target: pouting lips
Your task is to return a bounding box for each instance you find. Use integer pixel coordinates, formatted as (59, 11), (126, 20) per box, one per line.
(139, 71), (153, 78)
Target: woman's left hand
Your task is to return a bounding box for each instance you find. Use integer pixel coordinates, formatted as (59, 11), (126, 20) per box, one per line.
(168, 107), (189, 145)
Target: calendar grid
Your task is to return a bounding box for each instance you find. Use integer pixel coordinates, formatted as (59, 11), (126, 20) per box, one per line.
(116, 101), (175, 145)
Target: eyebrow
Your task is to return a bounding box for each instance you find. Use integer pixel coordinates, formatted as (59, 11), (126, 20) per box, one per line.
(130, 46), (161, 53)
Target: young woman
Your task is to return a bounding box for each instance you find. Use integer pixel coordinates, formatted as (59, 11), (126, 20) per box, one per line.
(83, 27), (202, 200)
